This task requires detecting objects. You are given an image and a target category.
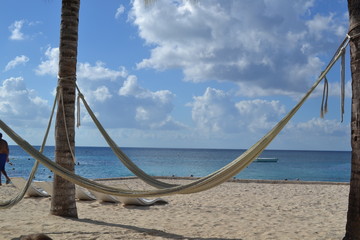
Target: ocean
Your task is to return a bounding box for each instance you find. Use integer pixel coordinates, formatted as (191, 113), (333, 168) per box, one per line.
(3, 146), (351, 183)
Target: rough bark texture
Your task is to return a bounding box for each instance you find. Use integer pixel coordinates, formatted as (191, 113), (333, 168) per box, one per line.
(344, 0), (360, 239)
(50, 0), (80, 218)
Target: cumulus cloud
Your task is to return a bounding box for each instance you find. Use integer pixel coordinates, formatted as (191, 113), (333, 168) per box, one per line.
(77, 62), (127, 81)
(35, 47), (59, 76)
(130, 0), (347, 95)
(36, 47), (128, 81)
(34, 46), (182, 130)
(187, 86), (349, 149)
(119, 75), (173, 102)
(306, 13), (346, 40)
(189, 87), (286, 134)
(115, 75), (182, 129)
(74, 72), (182, 130)
(0, 77), (50, 127)
(118, 75), (142, 96)
(294, 117), (346, 135)
(236, 99), (286, 132)
(92, 86), (112, 102)
(4, 55), (29, 72)
(8, 20), (25, 40)
(8, 19), (43, 41)
(277, 117), (350, 150)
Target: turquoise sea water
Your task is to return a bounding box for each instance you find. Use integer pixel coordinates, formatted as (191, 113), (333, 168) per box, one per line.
(3, 146), (351, 183)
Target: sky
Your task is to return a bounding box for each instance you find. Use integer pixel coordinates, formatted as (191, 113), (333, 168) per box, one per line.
(0, 0), (353, 151)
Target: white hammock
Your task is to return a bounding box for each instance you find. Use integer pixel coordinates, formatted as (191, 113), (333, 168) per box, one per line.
(0, 35), (350, 209)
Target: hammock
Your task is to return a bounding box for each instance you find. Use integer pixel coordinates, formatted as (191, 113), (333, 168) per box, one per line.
(75, 34), (349, 191)
(0, 34), (350, 209)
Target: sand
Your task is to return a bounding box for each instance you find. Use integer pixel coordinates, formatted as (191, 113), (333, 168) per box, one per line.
(0, 178), (349, 240)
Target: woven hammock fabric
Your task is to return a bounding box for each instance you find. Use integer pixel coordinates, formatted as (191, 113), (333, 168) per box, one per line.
(72, 34), (350, 192)
(0, 35), (350, 209)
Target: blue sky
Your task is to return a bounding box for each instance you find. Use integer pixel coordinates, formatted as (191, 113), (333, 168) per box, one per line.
(0, 0), (352, 151)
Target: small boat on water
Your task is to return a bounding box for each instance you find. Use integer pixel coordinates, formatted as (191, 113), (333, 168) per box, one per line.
(254, 157), (278, 162)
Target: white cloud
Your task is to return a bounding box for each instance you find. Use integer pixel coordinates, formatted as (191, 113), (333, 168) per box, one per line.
(36, 47), (128, 81)
(34, 46), (181, 130)
(236, 99), (286, 132)
(92, 86), (112, 102)
(235, 82), (298, 98)
(190, 88), (239, 133)
(115, 75), (179, 129)
(119, 75), (173, 102)
(4, 55), (29, 71)
(295, 117), (345, 135)
(187, 86), (349, 150)
(0, 77), (50, 127)
(8, 20), (25, 40)
(76, 74), (182, 130)
(119, 75), (143, 96)
(8, 20), (43, 41)
(115, 4), (125, 19)
(77, 62), (128, 81)
(277, 117), (350, 150)
(119, 75), (174, 103)
(130, 0), (347, 95)
(35, 47), (59, 76)
(189, 87), (285, 134)
(306, 13), (346, 39)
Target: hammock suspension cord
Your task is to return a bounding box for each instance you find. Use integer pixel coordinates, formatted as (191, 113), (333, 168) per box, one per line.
(0, 34), (351, 208)
(0, 88), (58, 209)
(74, 34), (350, 190)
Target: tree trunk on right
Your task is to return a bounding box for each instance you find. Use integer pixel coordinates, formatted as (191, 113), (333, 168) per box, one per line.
(344, 1), (360, 239)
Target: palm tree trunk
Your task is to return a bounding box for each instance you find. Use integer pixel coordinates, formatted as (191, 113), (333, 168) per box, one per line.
(344, 0), (360, 239)
(50, 0), (80, 218)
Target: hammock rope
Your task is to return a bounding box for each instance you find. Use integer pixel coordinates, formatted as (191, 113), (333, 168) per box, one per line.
(0, 89), (58, 209)
(74, 34), (350, 190)
(75, 87), (178, 189)
(0, 34), (350, 208)
(341, 46), (346, 122)
(320, 75), (329, 118)
(58, 85), (76, 163)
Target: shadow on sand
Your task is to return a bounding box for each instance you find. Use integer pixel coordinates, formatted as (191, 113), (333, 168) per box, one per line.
(38, 217), (244, 240)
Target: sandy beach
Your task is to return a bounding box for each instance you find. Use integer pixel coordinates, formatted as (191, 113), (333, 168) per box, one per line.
(0, 178), (349, 240)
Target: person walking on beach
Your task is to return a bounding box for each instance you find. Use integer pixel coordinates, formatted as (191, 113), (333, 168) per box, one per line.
(0, 133), (11, 185)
